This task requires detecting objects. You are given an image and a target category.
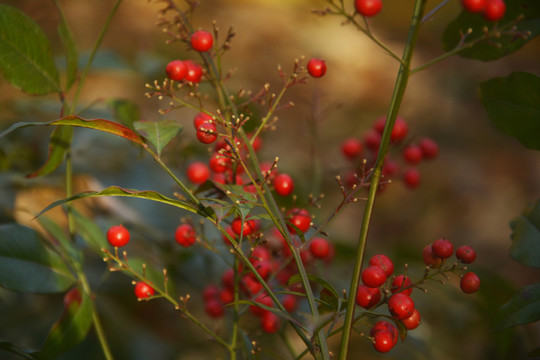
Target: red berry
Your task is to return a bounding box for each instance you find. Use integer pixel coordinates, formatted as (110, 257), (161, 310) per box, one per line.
(382, 159), (399, 177)
(484, 0), (506, 21)
(202, 284), (220, 302)
(197, 121), (218, 144)
(391, 274), (413, 296)
(231, 217), (256, 236)
(219, 287), (234, 304)
(221, 268), (235, 290)
(341, 137), (363, 160)
(205, 298), (225, 318)
(356, 284), (381, 308)
(175, 223), (196, 247)
(241, 274), (263, 295)
(373, 116), (387, 134)
(307, 58), (327, 78)
(361, 266), (388, 288)
(134, 281), (155, 299)
(432, 238), (454, 259)
(391, 117), (408, 143)
(402, 144), (423, 164)
(186, 161), (210, 184)
(456, 245), (477, 264)
(190, 30), (213, 52)
(273, 173), (295, 196)
(370, 321), (398, 343)
(460, 272), (481, 294)
(193, 112), (213, 129)
(419, 137), (439, 159)
(363, 129), (382, 152)
(462, 0), (487, 12)
(388, 293), (415, 320)
(184, 60), (203, 83)
(355, 0), (383, 17)
(282, 294), (298, 312)
(403, 168), (421, 188)
(309, 237), (331, 259)
(402, 308), (421, 330)
(261, 311), (280, 333)
(422, 244), (443, 268)
(165, 60), (187, 81)
(372, 329), (395, 353)
(106, 225), (130, 247)
(249, 292), (273, 317)
(369, 254), (394, 277)
(287, 208), (311, 234)
(209, 152), (230, 173)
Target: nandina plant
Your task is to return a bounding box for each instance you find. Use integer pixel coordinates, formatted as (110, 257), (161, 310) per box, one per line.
(0, 0), (539, 359)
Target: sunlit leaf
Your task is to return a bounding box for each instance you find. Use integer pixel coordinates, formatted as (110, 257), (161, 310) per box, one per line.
(134, 120), (182, 156)
(493, 282), (540, 330)
(443, 0), (540, 61)
(509, 199), (540, 267)
(0, 5), (61, 94)
(0, 224), (75, 293)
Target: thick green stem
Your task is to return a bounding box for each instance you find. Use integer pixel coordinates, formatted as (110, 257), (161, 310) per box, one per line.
(337, 1), (427, 358)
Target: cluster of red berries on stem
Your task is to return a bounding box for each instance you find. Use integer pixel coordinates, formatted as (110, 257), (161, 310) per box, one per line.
(340, 116), (439, 190)
(461, 0), (506, 22)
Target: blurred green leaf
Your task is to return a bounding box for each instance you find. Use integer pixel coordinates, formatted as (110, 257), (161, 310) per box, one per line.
(0, 224), (75, 293)
(26, 125), (72, 178)
(509, 199), (540, 267)
(134, 120), (182, 156)
(37, 216), (82, 264)
(443, 0), (540, 61)
(492, 282), (540, 330)
(55, 1), (78, 91)
(37, 288), (93, 359)
(71, 209), (108, 254)
(479, 72), (540, 150)
(106, 98), (140, 129)
(0, 4), (61, 95)
(0, 341), (38, 360)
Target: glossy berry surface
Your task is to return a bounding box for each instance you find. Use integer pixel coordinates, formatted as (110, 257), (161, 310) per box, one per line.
(361, 266), (387, 288)
(355, 0), (383, 17)
(402, 308), (421, 330)
(209, 152), (230, 173)
(422, 244), (442, 268)
(341, 137), (363, 160)
(484, 0), (506, 21)
(197, 121), (218, 144)
(370, 321), (397, 353)
(273, 173), (295, 196)
(106, 225), (130, 247)
(175, 224), (196, 247)
(231, 217), (256, 236)
(456, 245), (477, 264)
(193, 112), (213, 129)
(369, 254), (394, 277)
(309, 237), (331, 259)
(190, 30), (213, 52)
(186, 161), (210, 184)
(356, 284), (381, 308)
(462, 0), (487, 12)
(184, 60), (203, 83)
(388, 293), (415, 320)
(460, 272), (481, 294)
(307, 58), (327, 78)
(432, 238), (454, 259)
(165, 60), (187, 81)
(287, 208), (311, 233)
(391, 274), (413, 296)
(134, 282), (155, 299)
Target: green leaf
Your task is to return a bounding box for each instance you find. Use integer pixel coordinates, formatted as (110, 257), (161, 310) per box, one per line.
(509, 199), (540, 267)
(0, 4), (61, 95)
(479, 72), (540, 150)
(134, 120), (182, 156)
(106, 98), (140, 129)
(71, 209), (108, 254)
(0, 224), (75, 293)
(27, 125), (73, 178)
(492, 282), (540, 330)
(0, 341), (38, 360)
(36, 216), (82, 264)
(55, 1), (78, 91)
(38, 288), (93, 359)
(216, 184), (257, 219)
(35, 186), (205, 219)
(443, 0), (540, 61)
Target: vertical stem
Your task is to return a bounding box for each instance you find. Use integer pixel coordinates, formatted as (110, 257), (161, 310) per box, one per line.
(337, 1), (427, 358)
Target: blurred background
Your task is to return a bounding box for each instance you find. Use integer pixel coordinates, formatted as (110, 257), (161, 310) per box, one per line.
(0, 0), (539, 359)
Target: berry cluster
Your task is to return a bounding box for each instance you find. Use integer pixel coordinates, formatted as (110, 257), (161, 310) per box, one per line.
(461, 0), (506, 21)
(355, 238), (479, 353)
(340, 116), (439, 190)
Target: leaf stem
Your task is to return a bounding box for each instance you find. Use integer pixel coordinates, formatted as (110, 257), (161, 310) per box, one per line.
(337, 0), (427, 358)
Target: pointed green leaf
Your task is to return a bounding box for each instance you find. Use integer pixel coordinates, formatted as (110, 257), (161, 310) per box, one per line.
(509, 199), (540, 267)
(134, 120), (182, 155)
(0, 224), (75, 293)
(0, 4), (61, 94)
(55, 2), (78, 91)
(493, 282), (540, 330)
(479, 72), (540, 150)
(27, 125), (72, 178)
(38, 288), (93, 359)
(443, 0), (540, 61)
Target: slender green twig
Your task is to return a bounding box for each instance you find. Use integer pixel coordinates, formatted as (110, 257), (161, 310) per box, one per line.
(338, 1), (428, 358)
